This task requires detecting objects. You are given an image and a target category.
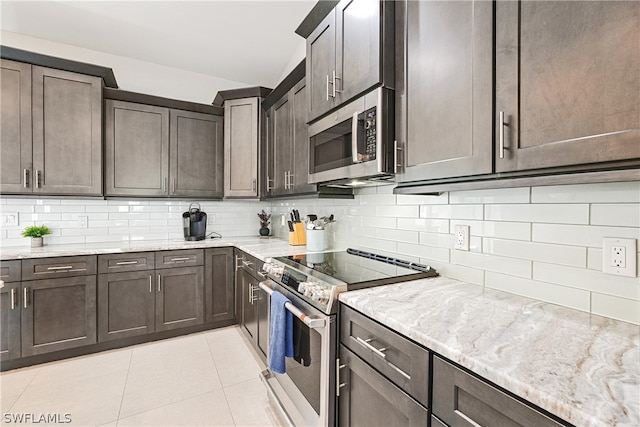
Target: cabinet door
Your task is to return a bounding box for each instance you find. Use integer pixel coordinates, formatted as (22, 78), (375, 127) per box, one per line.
(338, 345), (429, 427)
(335, 0), (381, 103)
(0, 283), (21, 361)
(256, 284), (269, 363)
(396, 0), (493, 182)
(224, 98), (259, 198)
(104, 100), (169, 197)
(496, 1), (640, 172)
(271, 94), (293, 196)
(0, 59), (32, 193)
(155, 266), (204, 332)
(204, 248), (234, 323)
(240, 268), (257, 340)
(170, 110), (224, 198)
(21, 276), (97, 357)
(32, 66), (102, 195)
(97, 271), (156, 342)
(307, 8), (336, 121)
(291, 79), (315, 193)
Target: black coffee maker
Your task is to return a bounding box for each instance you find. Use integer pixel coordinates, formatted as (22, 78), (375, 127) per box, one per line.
(183, 203), (207, 241)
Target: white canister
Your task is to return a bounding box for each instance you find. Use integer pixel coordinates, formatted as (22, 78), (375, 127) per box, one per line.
(306, 229), (326, 252)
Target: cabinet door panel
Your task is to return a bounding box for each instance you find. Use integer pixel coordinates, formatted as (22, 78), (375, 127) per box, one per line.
(0, 59), (32, 193)
(240, 268), (257, 340)
(204, 248), (234, 323)
(496, 1), (640, 172)
(32, 66), (102, 195)
(336, 0), (381, 103)
(224, 98), (259, 198)
(256, 284), (269, 363)
(272, 95), (293, 195)
(338, 345), (429, 427)
(307, 9), (336, 121)
(292, 79), (315, 193)
(105, 100), (169, 196)
(21, 276), (97, 357)
(0, 284), (21, 361)
(170, 110), (223, 198)
(397, 0), (493, 182)
(156, 266), (204, 331)
(98, 271), (155, 342)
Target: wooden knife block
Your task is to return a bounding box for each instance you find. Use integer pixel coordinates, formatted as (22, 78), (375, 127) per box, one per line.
(289, 223), (306, 246)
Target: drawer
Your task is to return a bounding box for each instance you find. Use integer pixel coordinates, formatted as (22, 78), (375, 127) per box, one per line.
(432, 356), (564, 427)
(234, 250), (263, 277)
(0, 260), (21, 283)
(98, 252), (155, 273)
(155, 249), (204, 269)
(340, 305), (430, 408)
(22, 256), (97, 280)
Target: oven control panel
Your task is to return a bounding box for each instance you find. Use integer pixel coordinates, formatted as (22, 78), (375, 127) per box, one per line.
(262, 261), (336, 311)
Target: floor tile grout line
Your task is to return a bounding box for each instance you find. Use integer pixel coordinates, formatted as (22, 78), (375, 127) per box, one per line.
(114, 350), (134, 426)
(206, 329), (238, 426)
(2, 366), (43, 414)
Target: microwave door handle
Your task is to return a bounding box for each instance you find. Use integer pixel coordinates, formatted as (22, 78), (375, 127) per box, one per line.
(352, 112), (360, 163)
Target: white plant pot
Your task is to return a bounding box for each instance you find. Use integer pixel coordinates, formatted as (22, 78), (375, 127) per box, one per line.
(31, 237), (43, 247)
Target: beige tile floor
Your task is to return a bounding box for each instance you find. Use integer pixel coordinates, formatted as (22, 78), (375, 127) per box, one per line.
(1, 326), (285, 427)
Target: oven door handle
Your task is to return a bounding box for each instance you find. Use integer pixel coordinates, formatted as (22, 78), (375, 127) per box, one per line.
(259, 281), (326, 329)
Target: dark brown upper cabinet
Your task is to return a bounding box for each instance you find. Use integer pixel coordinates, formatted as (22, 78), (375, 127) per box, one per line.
(395, 0), (493, 182)
(495, 0), (640, 172)
(1, 60), (103, 196)
(306, 0), (394, 122)
(104, 91), (224, 199)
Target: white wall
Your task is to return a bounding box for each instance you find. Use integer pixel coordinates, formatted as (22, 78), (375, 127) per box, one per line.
(276, 38), (306, 83)
(270, 181), (640, 325)
(1, 31), (249, 104)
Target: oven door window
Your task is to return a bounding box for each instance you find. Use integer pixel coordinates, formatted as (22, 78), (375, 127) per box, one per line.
(284, 316), (322, 415)
(309, 120), (353, 173)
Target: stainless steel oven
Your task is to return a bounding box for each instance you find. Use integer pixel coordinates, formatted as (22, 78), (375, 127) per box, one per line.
(308, 87), (395, 186)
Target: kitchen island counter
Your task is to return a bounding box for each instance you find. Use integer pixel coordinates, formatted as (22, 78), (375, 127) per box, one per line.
(339, 277), (639, 427)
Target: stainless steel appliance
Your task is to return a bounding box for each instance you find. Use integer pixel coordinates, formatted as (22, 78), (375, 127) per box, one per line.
(308, 87), (395, 186)
(182, 202), (207, 241)
(259, 249), (437, 426)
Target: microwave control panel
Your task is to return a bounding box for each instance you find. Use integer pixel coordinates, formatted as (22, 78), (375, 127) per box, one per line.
(362, 107), (377, 160)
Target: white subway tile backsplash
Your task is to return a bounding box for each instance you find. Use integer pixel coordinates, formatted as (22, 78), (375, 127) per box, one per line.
(62, 227), (109, 236)
(420, 204), (483, 220)
(586, 248), (603, 271)
(591, 293), (640, 324)
(591, 204), (640, 227)
(34, 205), (85, 213)
(531, 182), (640, 204)
(450, 220), (532, 241)
(451, 250), (532, 278)
(376, 205), (418, 218)
(397, 193), (449, 205)
(532, 223), (640, 247)
(108, 212), (150, 220)
(485, 272), (591, 312)
(483, 238), (587, 268)
(437, 264), (485, 286)
(361, 216), (396, 229)
(533, 262), (640, 300)
(397, 217), (449, 233)
(450, 187), (530, 204)
(485, 204), (590, 224)
(85, 205), (128, 213)
(376, 228), (419, 244)
(397, 242), (450, 263)
(359, 236), (398, 253)
(360, 194), (397, 206)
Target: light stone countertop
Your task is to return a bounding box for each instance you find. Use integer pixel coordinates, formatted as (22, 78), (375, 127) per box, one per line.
(339, 277), (640, 427)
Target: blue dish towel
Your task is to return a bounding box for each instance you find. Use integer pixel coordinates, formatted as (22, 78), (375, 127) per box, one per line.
(269, 290), (294, 374)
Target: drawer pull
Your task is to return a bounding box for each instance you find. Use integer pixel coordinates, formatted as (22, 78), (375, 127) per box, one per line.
(336, 358), (346, 396)
(47, 265), (74, 270)
(116, 260), (139, 265)
(455, 410), (482, 427)
(386, 360), (411, 381)
(23, 287), (29, 308)
(170, 257), (191, 262)
(157, 274), (161, 292)
(11, 288), (17, 310)
(356, 336), (387, 359)
(257, 270), (267, 278)
(242, 260), (254, 268)
(149, 275), (152, 293)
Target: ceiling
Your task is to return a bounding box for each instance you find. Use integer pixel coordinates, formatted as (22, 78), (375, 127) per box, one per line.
(0, 1), (316, 87)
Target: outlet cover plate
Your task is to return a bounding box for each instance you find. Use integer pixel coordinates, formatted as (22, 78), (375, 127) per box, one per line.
(1, 212), (19, 227)
(454, 225), (470, 251)
(603, 237), (636, 277)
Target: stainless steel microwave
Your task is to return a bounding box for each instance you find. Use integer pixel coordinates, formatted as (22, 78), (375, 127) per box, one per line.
(308, 87), (395, 186)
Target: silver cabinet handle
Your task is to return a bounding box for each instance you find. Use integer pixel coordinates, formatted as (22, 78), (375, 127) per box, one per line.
(170, 257), (191, 262)
(352, 112), (360, 164)
(235, 255), (243, 271)
(257, 270), (267, 278)
(23, 169), (29, 188)
(355, 336), (387, 359)
(149, 275), (152, 293)
(499, 111), (509, 159)
(326, 74), (330, 101)
(332, 70), (341, 97)
(394, 140), (403, 174)
(284, 171), (288, 190)
(11, 288), (17, 310)
(47, 265), (74, 271)
(242, 260), (254, 268)
(157, 274), (161, 292)
(171, 178), (176, 193)
(336, 358), (346, 396)
(162, 177), (168, 192)
(35, 170), (41, 188)
(252, 178), (257, 192)
(116, 260), (138, 265)
(23, 287), (28, 308)
(249, 283), (253, 303)
(266, 177), (274, 192)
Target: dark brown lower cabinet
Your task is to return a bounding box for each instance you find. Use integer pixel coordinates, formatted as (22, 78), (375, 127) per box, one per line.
(0, 283), (21, 361)
(239, 267), (257, 340)
(156, 266), (204, 332)
(432, 356), (564, 427)
(256, 284), (269, 362)
(338, 345), (429, 427)
(97, 271), (156, 342)
(21, 276), (97, 357)
(204, 248), (234, 323)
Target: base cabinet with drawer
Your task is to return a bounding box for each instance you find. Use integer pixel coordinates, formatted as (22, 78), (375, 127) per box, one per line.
(0, 260), (22, 361)
(204, 248), (234, 323)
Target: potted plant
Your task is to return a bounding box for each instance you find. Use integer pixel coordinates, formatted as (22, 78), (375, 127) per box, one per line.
(22, 225), (52, 247)
(257, 210), (271, 236)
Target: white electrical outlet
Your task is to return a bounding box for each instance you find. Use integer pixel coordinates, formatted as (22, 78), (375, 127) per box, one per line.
(207, 214), (216, 225)
(603, 237), (636, 277)
(281, 214), (286, 226)
(454, 225), (470, 251)
(1, 212), (19, 227)
(77, 216), (88, 228)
